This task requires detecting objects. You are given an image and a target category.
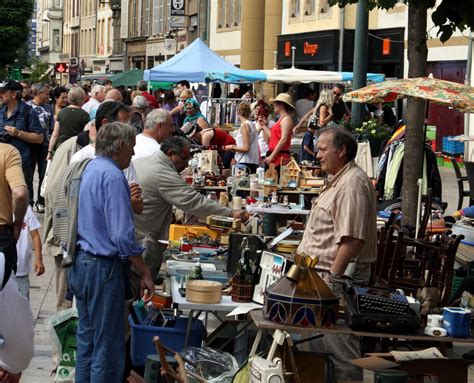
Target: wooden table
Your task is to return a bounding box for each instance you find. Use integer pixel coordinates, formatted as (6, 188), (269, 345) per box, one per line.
(249, 309), (474, 347)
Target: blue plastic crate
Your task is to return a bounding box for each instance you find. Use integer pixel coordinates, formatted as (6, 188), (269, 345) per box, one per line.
(442, 137), (464, 155)
(128, 316), (206, 366)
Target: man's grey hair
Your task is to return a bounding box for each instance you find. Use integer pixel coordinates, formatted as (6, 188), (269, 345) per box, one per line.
(91, 84), (105, 97)
(132, 95), (149, 110)
(318, 125), (358, 162)
(137, 80), (148, 91)
(31, 83), (50, 96)
(144, 108), (169, 131)
(96, 122), (136, 157)
(160, 136), (190, 155)
(67, 86), (86, 106)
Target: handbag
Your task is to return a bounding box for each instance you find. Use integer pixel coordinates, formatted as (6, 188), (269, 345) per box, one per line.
(39, 159), (51, 197)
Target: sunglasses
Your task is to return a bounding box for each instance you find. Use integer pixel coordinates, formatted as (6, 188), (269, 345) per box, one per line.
(333, 91), (342, 96)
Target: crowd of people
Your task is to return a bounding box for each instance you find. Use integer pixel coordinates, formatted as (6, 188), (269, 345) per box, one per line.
(0, 76), (391, 381)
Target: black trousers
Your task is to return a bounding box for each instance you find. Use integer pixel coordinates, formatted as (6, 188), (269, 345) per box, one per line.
(28, 145), (48, 205)
(0, 227), (17, 289)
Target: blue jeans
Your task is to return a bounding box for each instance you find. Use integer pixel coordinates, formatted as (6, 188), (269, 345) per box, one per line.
(68, 251), (125, 383)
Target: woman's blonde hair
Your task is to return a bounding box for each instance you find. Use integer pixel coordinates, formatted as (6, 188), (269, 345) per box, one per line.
(314, 88), (335, 115)
(237, 102), (251, 118)
(180, 89), (193, 100)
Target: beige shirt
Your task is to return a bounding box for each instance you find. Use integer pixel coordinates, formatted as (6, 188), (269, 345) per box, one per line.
(0, 144), (26, 226)
(297, 160), (377, 272)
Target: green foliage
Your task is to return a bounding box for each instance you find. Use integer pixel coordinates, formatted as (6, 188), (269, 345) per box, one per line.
(0, 0), (35, 68)
(351, 118), (392, 140)
(28, 57), (50, 83)
(328, 0), (474, 43)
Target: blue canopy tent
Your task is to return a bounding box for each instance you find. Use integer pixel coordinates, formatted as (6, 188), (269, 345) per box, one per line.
(144, 38), (265, 83)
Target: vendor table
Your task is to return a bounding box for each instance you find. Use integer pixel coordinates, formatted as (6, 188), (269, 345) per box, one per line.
(249, 309), (474, 352)
(193, 185), (320, 195)
(245, 206), (310, 215)
(170, 276), (261, 348)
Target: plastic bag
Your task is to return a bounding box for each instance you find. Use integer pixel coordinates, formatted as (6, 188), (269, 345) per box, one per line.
(181, 347), (239, 383)
(47, 308), (78, 382)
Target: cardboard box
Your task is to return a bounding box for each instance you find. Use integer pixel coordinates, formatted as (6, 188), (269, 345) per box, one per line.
(351, 348), (474, 383)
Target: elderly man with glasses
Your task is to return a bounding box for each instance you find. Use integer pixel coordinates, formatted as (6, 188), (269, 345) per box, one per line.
(131, 136), (248, 292)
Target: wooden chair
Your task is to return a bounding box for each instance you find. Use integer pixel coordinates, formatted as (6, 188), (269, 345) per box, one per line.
(377, 231), (463, 308)
(451, 158), (473, 211)
(152, 336), (206, 383)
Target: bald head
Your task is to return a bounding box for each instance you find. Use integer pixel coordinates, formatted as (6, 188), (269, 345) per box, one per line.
(105, 88), (123, 102)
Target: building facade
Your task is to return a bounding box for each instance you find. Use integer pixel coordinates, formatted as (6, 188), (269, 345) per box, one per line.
(37, 0), (63, 65)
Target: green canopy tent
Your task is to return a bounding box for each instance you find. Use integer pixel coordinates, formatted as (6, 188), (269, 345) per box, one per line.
(110, 69), (174, 89)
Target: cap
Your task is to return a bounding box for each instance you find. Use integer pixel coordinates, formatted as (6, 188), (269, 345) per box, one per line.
(180, 121), (198, 139)
(0, 80), (23, 92)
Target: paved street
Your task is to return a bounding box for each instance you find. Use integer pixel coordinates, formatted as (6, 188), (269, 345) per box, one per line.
(18, 166), (473, 382)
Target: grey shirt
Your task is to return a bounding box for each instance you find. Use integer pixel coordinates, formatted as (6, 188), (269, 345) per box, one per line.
(133, 150), (232, 242)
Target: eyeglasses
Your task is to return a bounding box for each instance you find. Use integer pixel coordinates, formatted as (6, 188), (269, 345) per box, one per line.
(333, 91), (342, 96)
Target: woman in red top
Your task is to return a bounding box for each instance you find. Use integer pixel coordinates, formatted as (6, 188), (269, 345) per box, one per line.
(264, 93), (295, 167)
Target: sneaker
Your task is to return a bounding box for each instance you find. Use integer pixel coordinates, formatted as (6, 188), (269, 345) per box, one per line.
(36, 203), (45, 213)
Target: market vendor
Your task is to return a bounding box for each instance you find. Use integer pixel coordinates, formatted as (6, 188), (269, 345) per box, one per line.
(180, 109), (236, 169)
(296, 126), (377, 382)
(132, 136), (248, 291)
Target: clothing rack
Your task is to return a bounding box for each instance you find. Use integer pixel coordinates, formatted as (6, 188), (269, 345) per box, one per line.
(202, 97), (254, 127)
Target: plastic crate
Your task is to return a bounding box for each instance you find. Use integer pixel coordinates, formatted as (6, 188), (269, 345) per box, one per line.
(128, 316), (205, 366)
(442, 137), (464, 155)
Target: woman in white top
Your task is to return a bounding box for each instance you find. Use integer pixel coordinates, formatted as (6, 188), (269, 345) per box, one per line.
(224, 102), (260, 173)
(255, 105), (274, 161)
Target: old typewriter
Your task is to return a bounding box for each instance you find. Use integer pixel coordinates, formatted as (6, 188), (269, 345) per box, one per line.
(344, 284), (421, 333)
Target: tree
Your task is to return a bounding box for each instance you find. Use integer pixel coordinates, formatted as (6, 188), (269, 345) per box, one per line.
(0, 0), (35, 69)
(329, 0), (474, 227)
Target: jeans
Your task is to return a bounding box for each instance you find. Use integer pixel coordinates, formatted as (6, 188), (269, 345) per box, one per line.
(68, 251), (126, 383)
(29, 145), (48, 205)
(15, 274), (30, 300)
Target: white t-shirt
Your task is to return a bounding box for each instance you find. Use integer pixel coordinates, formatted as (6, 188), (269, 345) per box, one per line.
(70, 144), (139, 185)
(295, 98), (314, 122)
(132, 133), (161, 161)
(16, 206), (41, 277)
(256, 120), (275, 157)
(82, 97), (100, 115)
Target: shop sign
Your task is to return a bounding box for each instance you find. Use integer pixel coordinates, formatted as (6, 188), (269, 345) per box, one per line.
(284, 41), (291, 57)
(132, 55), (146, 63)
(383, 38), (391, 55)
(303, 42), (318, 56)
(170, 16), (186, 28)
(170, 0), (185, 15)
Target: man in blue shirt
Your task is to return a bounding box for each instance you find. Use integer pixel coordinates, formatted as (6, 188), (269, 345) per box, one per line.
(67, 121), (154, 382)
(0, 80), (43, 204)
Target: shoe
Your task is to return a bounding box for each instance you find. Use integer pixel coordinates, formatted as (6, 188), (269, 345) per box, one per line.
(36, 203), (45, 213)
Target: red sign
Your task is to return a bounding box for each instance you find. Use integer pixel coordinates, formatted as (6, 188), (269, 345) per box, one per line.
(284, 41), (291, 57)
(54, 62), (68, 73)
(303, 42), (318, 56)
(383, 38), (391, 55)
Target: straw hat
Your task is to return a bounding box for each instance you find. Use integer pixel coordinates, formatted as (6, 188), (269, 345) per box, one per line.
(269, 93), (295, 110)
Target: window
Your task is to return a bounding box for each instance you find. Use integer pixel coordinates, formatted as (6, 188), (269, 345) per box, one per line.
(304, 0), (315, 16)
(145, 0), (150, 36)
(319, 0), (330, 14)
(218, 0), (241, 29)
(218, 0), (225, 28)
(290, 0), (300, 17)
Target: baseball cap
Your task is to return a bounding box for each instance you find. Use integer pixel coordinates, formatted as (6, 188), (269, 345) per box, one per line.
(0, 80), (23, 92)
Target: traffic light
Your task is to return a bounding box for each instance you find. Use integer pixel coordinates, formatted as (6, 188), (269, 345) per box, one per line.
(54, 62), (68, 73)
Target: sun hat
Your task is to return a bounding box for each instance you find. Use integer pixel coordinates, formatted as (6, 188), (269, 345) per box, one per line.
(269, 93), (295, 110)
